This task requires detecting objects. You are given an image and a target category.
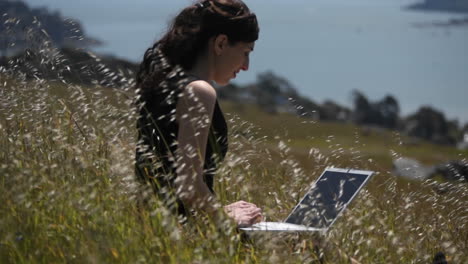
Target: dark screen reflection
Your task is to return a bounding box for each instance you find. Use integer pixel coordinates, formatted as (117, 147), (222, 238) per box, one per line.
(285, 171), (368, 228)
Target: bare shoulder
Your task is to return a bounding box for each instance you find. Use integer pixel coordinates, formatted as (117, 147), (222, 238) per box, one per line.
(185, 80), (217, 104)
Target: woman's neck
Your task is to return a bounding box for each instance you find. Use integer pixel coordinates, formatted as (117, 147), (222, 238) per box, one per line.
(187, 52), (214, 82)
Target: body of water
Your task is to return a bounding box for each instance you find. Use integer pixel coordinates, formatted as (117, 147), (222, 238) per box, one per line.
(24, 0), (468, 123)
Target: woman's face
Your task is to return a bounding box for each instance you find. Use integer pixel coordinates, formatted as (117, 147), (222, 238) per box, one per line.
(213, 37), (255, 85)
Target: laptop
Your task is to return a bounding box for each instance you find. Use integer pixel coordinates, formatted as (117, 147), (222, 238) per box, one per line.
(240, 167), (374, 233)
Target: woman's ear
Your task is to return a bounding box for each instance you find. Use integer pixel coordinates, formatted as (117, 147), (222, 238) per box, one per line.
(213, 34), (229, 56)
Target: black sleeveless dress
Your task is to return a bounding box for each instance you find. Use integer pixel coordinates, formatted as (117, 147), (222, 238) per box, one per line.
(135, 75), (228, 216)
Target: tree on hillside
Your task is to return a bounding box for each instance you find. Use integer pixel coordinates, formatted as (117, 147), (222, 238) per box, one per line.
(463, 123), (468, 134)
(446, 119), (464, 143)
(291, 95), (321, 119)
(403, 106), (455, 145)
(321, 100), (351, 122)
(352, 90), (374, 124)
(351, 90), (400, 129)
(251, 71), (299, 113)
(252, 71), (325, 117)
(376, 95), (400, 129)
(217, 83), (243, 102)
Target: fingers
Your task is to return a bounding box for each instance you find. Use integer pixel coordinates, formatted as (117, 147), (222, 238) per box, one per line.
(233, 200), (254, 207)
(224, 200), (264, 227)
(247, 207), (262, 216)
(227, 200), (259, 209)
(251, 214), (263, 224)
(248, 209), (263, 225)
(225, 205), (262, 217)
(239, 207), (264, 226)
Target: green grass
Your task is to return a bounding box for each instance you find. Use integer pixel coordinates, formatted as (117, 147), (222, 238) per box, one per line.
(1, 76), (467, 263)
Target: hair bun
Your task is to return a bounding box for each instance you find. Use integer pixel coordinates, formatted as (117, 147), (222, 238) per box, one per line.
(196, 0), (210, 9)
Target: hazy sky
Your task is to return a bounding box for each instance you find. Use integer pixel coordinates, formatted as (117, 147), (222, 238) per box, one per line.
(23, 0), (468, 123)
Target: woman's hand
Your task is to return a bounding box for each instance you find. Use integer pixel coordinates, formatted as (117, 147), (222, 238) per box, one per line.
(223, 201), (263, 227)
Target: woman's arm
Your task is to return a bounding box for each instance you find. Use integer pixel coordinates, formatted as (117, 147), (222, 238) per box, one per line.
(175, 80), (263, 224)
(175, 80), (220, 214)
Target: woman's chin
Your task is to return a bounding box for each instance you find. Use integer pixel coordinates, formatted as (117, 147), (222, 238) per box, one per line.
(214, 79), (230, 86)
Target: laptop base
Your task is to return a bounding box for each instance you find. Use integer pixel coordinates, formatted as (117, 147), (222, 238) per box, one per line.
(240, 222), (326, 232)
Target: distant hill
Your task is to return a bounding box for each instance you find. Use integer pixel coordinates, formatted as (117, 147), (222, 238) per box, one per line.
(0, 0), (101, 56)
(406, 0), (468, 13)
(0, 47), (137, 88)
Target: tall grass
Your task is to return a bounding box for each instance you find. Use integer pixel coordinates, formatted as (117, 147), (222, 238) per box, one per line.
(1, 69), (467, 263)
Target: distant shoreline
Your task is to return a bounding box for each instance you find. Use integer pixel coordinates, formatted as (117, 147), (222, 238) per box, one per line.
(406, 0), (468, 14)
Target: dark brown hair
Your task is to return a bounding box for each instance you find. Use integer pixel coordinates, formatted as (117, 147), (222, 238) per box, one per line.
(136, 0), (259, 91)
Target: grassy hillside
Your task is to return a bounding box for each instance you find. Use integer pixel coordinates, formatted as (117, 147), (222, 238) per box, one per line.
(1, 77), (467, 263)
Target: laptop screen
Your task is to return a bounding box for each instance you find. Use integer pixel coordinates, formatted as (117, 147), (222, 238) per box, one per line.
(285, 169), (371, 229)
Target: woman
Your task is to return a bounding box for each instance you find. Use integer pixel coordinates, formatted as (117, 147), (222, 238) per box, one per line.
(135, 0), (263, 227)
